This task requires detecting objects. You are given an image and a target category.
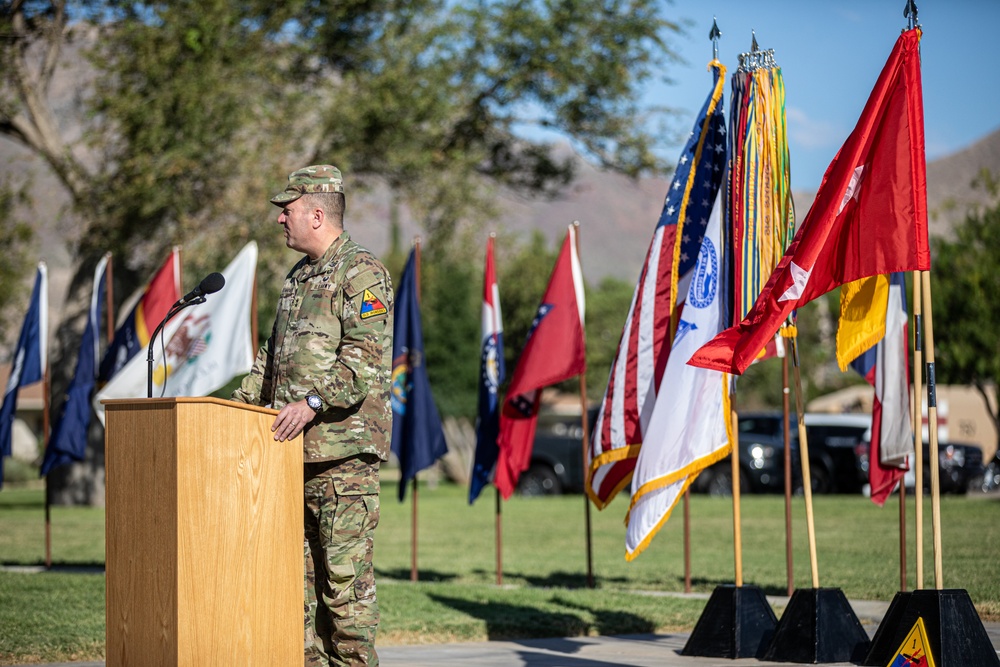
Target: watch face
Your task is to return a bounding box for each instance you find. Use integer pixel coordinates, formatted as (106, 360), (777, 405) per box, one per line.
(307, 395), (322, 410)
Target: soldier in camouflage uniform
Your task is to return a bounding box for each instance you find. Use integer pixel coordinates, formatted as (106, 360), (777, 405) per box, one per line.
(231, 165), (393, 666)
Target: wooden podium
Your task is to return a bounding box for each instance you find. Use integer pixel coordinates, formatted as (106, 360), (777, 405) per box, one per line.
(103, 397), (303, 666)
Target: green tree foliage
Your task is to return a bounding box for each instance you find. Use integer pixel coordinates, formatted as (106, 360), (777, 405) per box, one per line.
(418, 236), (482, 418)
(415, 230), (636, 419)
(2, 0), (685, 375)
(296, 0), (682, 237)
(85, 0), (300, 307)
(583, 276), (634, 402)
(930, 171), (1000, 447)
(0, 179), (34, 346)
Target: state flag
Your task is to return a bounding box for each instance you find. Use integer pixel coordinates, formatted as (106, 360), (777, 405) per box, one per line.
(98, 249), (180, 382)
(469, 236), (505, 504)
(495, 225), (585, 499)
(41, 255), (109, 476)
(0, 263), (47, 488)
(390, 248), (448, 501)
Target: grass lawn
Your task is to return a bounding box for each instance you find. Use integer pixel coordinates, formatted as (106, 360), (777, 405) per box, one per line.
(2, 480), (999, 665)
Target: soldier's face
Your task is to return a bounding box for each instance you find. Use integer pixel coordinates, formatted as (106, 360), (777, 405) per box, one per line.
(277, 198), (312, 253)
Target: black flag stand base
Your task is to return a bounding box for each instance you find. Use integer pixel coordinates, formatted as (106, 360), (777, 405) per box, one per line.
(862, 588), (1000, 667)
(760, 587), (870, 663)
(682, 584), (777, 659)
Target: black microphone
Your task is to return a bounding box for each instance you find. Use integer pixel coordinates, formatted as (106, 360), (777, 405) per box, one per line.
(176, 272), (226, 307)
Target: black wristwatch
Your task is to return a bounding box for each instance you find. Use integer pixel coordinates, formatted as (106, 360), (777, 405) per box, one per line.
(305, 394), (323, 411)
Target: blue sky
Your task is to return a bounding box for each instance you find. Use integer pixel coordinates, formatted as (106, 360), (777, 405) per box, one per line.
(654, 0), (999, 191)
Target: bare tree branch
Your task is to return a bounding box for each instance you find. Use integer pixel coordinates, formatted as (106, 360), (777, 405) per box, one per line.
(40, 0), (67, 93)
(2, 0), (87, 202)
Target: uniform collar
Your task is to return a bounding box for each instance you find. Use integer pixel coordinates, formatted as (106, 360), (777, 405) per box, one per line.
(299, 232), (351, 279)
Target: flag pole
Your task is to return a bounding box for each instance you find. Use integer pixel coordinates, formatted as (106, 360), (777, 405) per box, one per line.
(410, 237), (423, 584)
(730, 405), (742, 586)
(578, 372), (595, 589)
(494, 487), (503, 586)
(174, 245), (183, 295)
(920, 270), (943, 588)
(899, 463), (907, 591)
(781, 334), (794, 596)
(572, 221), (595, 589)
(43, 365), (51, 570)
(38, 263), (51, 570)
(251, 266), (259, 357)
(683, 489), (691, 593)
(683, 22), (722, 596)
(487, 232), (504, 588)
(105, 254), (115, 345)
(789, 333), (820, 587)
(912, 271), (924, 589)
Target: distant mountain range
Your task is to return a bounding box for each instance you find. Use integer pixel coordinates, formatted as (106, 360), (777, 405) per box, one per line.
(2, 116), (999, 336)
(487, 127), (1000, 284)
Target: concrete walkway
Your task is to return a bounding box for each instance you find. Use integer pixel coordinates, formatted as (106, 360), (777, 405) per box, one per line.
(8, 597), (1000, 666)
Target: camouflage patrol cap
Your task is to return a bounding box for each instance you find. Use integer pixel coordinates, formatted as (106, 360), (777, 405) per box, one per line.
(270, 165), (344, 205)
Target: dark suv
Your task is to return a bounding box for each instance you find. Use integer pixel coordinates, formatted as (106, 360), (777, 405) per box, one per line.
(691, 412), (873, 496)
(522, 410), (872, 497)
(516, 412), (592, 496)
(519, 409), (986, 498)
(858, 440), (984, 495)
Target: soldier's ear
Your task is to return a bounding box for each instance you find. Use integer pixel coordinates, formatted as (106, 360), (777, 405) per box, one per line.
(311, 206), (325, 229)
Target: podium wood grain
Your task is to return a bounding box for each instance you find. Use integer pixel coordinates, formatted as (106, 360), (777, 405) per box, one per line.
(104, 398), (303, 666)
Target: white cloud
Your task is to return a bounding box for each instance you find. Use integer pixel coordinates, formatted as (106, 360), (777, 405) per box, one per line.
(786, 107), (844, 150)
(832, 8), (864, 24)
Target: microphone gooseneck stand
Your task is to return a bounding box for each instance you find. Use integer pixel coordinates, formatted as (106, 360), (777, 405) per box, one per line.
(145, 272), (226, 398)
(146, 297), (206, 398)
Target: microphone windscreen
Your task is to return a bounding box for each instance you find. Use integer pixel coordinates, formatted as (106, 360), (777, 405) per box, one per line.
(201, 272), (226, 295)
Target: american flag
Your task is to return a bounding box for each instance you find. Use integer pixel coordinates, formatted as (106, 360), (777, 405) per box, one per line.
(587, 62), (729, 508)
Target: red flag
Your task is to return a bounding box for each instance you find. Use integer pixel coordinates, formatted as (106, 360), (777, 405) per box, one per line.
(689, 28), (930, 375)
(495, 225), (586, 499)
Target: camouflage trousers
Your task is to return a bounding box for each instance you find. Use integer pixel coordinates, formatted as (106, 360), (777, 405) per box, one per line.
(304, 455), (381, 666)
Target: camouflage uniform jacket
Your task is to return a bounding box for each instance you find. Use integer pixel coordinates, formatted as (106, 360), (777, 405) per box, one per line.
(232, 233), (394, 462)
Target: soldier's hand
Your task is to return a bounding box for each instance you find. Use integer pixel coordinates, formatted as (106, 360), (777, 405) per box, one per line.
(272, 400), (317, 442)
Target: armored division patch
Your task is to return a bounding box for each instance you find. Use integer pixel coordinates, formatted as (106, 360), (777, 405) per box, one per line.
(360, 288), (388, 319)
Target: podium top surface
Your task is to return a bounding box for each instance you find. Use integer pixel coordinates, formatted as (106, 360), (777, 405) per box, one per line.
(101, 396), (280, 417)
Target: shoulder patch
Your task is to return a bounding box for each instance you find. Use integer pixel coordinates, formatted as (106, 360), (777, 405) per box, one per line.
(360, 288), (388, 319)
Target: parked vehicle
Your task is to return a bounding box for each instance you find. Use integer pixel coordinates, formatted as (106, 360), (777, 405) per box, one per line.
(517, 409), (984, 498)
(852, 431), (986, 495)
(881, 440), (985, 495)
(981, 450), (1000, 493)
(516, 411), (592, 496)
(689, 414), (781, 495)
(691, 412), (873, 496)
